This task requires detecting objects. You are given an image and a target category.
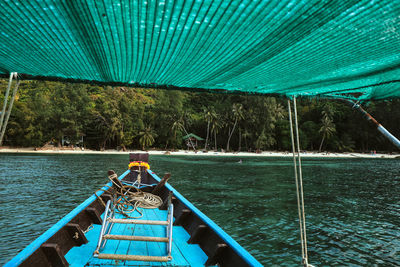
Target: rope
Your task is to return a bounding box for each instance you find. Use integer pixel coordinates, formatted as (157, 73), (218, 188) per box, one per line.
(95, 173), (163, 219)
(83, 224), (94, 234)
(0, 74), (20, 145)
(288, 97), (311, 267)
(135, 165), (142, 186)
(288, 99), (305, 260)
(293, 97), (309, 264)
(0, 72), (14, 132)
(97, 254), (172, 262)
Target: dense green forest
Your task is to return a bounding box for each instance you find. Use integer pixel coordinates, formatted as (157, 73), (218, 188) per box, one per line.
(1, 79), (399, 152)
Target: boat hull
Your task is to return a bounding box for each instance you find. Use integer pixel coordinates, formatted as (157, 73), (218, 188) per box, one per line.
(6, 154), (261, 267)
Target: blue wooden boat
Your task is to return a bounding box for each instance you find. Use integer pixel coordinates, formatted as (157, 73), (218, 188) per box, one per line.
(3, 2), (399, 266)
(6, 153), (262, 267)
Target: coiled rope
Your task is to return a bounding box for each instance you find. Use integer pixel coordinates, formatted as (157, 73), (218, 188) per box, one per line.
(95, 172), (163, 219)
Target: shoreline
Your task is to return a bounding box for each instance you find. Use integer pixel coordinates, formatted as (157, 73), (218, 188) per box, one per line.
(0, 147), (398, 159)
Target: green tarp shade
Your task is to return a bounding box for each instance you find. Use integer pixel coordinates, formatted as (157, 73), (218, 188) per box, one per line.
(182, 133), (204, 141)
(0, 0), (399, 101)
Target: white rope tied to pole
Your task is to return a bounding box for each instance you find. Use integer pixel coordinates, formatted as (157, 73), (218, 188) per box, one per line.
(0, 78), (20, 145)
(288, 97), (312, 267)
(293, 97), (309, 264)
(288, 99), (305, 261)
(0, 72), (16, 134)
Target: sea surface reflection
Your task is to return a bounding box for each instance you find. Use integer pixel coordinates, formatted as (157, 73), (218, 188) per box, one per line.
(0, 154), (399, 266)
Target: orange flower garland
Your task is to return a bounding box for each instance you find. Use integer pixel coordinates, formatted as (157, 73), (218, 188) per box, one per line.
(128, 161), (150, 170)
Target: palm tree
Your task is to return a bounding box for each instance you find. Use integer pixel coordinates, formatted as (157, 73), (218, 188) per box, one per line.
(242, 129), (251, 151)
(321, 103), (335, 119)
(93, 111), (121, 150)
(238, 127), (242, 151)
(138, 126), (156, 150)
(318, 116), (336, 152)
(171, 117), (184, 139)
(318, 103), (336, 152)
(211, 114), (223, 151)
(226, 103), (244, 151)
(171, 114), (195, 150)
(255, 128), (268, 151)
(203, 106), (216, 150)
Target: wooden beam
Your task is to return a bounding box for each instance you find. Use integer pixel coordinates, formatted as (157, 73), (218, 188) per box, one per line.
(129, 153), (149, 162)
(41, 243), (69, 267)
(205, 243), (228, 265)
(66, 223), (88, 246)
(174, 209), (192, 226)
(188, 224), (208, 244)
(85, 207), (102, 225)
(100, 193), (112, 203)
(161, 195), (176, 210)
(151, 173), (171, 195)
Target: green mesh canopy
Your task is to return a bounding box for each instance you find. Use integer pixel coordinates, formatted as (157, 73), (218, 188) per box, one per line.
(0, 0), (399, 100)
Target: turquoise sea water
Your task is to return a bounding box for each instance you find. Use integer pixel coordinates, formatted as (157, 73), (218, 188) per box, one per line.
(0, 153), (399, 266)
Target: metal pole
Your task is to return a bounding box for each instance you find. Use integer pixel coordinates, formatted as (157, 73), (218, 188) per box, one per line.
(0, 73), (16, 135)
(0, 80), (20, 145)
(95, 200), (111, 253)
(377, 126), (400, 149)
(167, 204), (174, 257)
(344, 100), (400, 150)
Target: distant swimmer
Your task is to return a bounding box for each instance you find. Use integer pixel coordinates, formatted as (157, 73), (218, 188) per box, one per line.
(238, 159), (242, 164)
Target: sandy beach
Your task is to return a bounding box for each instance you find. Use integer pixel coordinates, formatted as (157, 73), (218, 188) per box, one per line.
(0, 147), (398, 158)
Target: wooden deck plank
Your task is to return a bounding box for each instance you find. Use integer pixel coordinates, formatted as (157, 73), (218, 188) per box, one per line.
(65, 224), (101, 266)
(144, 209), (171, 266)
(110, 212), (153, 266)
(147, 208), (190, 267)
(66, 204), (208, 267)
(172, 226), (209, 266)
(142, 208), (168, 267)
(124, 208), (163, 266)
(93, 214), (125, 266)
(86, 211), (128, 266)
(107, 216), (127, 264)
(116, 214), (139, 266)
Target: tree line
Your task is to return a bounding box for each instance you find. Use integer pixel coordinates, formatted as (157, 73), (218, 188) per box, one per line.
(1, 79), (399, 152)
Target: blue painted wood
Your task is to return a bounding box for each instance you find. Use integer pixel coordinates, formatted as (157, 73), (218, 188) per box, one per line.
(10, 166), (261, 266)
(65, 224), (101, 266)
(146, 209), (186, 266)
(126, 210), (163, 266)
(144, 208), (205, 266)
(69, 205), (211, 266)
(148, 170), (263, 267)
(141, 211), (168, 267)
(5, 170), (131, 267)
(81, 207), (203, 267)
(170, 226), (208, 266)
(98, 214), (125, 266)
(116, 219), (139, 266)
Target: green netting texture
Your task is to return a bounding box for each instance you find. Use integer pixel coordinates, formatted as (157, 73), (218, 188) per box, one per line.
(0, 0), (399, 100)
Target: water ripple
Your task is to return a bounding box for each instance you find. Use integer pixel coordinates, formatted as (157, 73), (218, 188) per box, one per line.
(0, 154), (399, 266)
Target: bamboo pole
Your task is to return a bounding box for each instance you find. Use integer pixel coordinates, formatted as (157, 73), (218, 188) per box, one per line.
(0, 80), (20, 145)
(343, 100), (400, 150)
(0, 73), (16, 135)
